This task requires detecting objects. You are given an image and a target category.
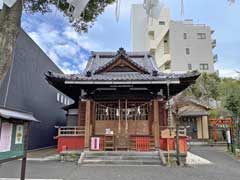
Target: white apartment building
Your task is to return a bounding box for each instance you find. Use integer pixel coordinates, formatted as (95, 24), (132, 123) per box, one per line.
(131, 4), (217, 73)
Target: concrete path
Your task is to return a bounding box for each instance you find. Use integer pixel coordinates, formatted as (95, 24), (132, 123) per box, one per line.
(0, 146), (239, 180)
(27, 148), (57, 159)
(26, 148), (58, 161)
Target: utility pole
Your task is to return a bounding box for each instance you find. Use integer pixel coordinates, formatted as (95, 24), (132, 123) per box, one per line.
(176, 124), (180, 166)
(21, 123), (29, 180)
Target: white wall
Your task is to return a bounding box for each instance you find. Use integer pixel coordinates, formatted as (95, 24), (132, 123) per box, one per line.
(169, 21), (215, 73)
(131, 4), (148, 51)
(131, 4), (215, 73)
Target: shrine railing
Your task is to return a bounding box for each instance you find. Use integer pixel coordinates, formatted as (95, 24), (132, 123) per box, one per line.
(57, 126), (85, 136)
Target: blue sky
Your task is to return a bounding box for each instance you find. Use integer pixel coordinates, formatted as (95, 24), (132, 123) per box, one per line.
(22, 0), (240, 77)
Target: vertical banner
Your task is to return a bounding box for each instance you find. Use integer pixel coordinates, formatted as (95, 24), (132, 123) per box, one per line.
(91, 137), (100, 150)
(15, 125), (24, 144)
(226, 129), (231, 144)
(0, 123), (13, 152)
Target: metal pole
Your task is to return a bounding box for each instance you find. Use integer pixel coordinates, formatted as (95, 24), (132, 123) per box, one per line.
(21, 122), (29, 180)
(176, 124), (180, 166)
(167, 82), (171, 127)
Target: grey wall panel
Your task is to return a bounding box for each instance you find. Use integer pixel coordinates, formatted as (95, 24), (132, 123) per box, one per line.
(0, 30), (67, 150)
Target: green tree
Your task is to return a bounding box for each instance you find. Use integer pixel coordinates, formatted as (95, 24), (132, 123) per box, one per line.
(183, 72), (221, 101)
(0, 0), (115, 82)
(225, 93), (240, 115)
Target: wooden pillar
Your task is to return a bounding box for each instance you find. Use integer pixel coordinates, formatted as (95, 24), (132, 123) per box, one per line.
(153, 99), (160, 149)
(77, 98), (81, 126)
(92, 101), (96, 136)
(202, 116), (209, 139)
(84, 99), (91, 149)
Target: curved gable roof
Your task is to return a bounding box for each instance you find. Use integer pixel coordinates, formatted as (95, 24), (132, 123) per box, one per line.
(84, 48), (161, 75)
(93, 48), (150, 74)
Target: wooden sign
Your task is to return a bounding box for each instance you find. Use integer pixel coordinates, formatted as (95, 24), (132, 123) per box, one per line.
(0, 122), (25, 162)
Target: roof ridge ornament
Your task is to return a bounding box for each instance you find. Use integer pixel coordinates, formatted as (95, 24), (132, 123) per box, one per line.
(117, 47), (127, 56)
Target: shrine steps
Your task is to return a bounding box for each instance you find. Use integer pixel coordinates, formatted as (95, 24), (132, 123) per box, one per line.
(81, 151), (162, 166)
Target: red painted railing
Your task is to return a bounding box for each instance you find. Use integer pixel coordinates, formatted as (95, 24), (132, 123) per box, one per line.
(135, 137), (150, 151)
(131, 136), (154, 151)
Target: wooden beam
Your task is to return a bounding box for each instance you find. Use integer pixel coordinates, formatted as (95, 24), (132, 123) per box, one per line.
(153, 99), (160, 149)
(84, 99), (91, 149)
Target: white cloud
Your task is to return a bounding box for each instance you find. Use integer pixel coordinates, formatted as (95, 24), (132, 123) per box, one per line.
(78, 60), (88, 71)
(62, 68), (80, 74)
(54, 43), (79, 57)
(48, 50), (60, 64)
(218, 69), (239, 79)
(63, 26), (100, 50)
(22, 14), (92, 74)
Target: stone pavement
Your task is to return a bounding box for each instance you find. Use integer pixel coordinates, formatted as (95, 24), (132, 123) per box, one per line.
(0, 146), (239, 180)
(27, 148), (57, 159)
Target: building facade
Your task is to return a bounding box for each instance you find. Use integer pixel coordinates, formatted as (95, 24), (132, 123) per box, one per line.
(171, 96), (210, 141)
(46, 48), (200, 154)
(131, 5), (216, 73)
(0, 30), (67, 150)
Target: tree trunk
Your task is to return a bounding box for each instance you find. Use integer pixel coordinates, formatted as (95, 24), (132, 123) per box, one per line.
(0, 0), (23, 83)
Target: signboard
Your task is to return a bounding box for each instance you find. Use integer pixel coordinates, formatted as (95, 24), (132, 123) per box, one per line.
(15, 125), (24, 144)
(0, 122), (24, 161)
(91, 137), (100, 150)
(0, 122), (12, 152)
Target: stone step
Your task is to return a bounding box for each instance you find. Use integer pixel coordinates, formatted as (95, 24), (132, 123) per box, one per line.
(83, 159), (161, 165)
(81, 151), (162, 165)
(85, 155), (160, 160)
(85, 151), (159, 157)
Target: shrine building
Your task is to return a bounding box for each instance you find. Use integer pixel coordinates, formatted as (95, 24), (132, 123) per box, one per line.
(45, 48), (200, 153)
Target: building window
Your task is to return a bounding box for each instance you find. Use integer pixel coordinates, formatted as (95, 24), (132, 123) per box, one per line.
(57, 93), (60, 102)
(148, 31), (154, 40)
(188, 64), (192, 70)
(159, 21), (165, 25)
(183, 33), (187, 39)
(200, 64), (209, 70)
(61, 95), (64, 104)
(186, 48), (190, 55)
(197, 33), (206, 39)
(64, 97), (67, 105)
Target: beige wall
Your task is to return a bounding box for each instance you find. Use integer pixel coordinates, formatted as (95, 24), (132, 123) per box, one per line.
(173, 114), (209, 140)
(202, 116), (209, 139)
(197, 116), (209, 139)
(131, 5), (215, 73)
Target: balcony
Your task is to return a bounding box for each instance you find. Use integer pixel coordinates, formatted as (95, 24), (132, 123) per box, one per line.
(212, 39), (216, 48)
(149, 39), (157, 51)
(160, 54), (171, 65)
(213, 54), (218, 63)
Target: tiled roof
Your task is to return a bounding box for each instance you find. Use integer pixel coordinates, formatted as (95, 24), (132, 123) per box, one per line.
(46, 48), (199, 81)
(84, 48), (160, 74)
(178, 110), (208, 117)
(46, 48), (200, 83)
(46, 71), (200, 82)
